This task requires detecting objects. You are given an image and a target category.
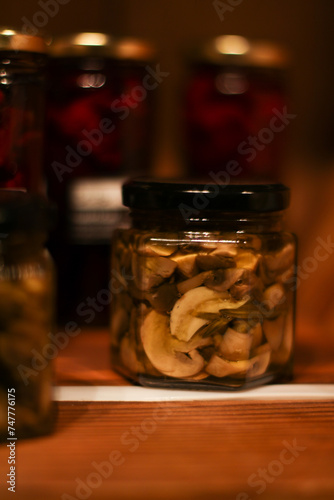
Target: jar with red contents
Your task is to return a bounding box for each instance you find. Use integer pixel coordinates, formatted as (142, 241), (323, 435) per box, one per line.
(182, 35), (290, 180)
(45, 33), (156, 325)
(0, 29), (47, 193)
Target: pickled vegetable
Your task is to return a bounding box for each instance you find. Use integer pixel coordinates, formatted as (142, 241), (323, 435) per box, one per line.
(0, 268), (54, 440)
(110, 229), (296, 388)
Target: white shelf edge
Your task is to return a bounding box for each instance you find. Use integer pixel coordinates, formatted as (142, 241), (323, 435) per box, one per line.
(53, 384), (334, 402)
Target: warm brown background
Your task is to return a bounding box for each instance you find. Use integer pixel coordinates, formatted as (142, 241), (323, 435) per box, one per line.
(3, 0), (334, 326)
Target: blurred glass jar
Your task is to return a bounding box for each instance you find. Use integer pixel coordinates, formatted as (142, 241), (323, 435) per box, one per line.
(110, 179), (296, 390)
(0, 191), (56, 440)
(44, 33), (156, 326)
(182, 35), (290, 180)
(0, 29), (47, 193)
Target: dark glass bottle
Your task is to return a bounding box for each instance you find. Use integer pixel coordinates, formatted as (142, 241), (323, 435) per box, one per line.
(0, 191), (56, 439)
(182, 35), (290, 180)
(0, 29), (47, 193)
(44, 33), (156, 326)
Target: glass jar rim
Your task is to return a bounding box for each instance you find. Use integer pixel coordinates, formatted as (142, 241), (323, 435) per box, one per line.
(0, 28), (48, 54)
(122, 177), (290, 213)
(187, 35), (290, 69)
(48, 32), (156, 61)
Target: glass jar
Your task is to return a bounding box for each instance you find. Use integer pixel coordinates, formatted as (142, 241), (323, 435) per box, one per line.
(0, 191), (56, 439)
(0, 29), (48, 193)
(110, 179), (297, 390)
(182, 35), (290, 180)
(45, 33), (156, 326)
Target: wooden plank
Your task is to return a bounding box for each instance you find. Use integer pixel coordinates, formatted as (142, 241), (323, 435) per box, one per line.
(1, 400), (333, 500)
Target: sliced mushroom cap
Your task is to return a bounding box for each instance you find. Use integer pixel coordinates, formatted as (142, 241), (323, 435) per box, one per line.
(218, 327), (253, 361)
(263, 314), (286, 350)
(235, 251), (260, 272)
(136, 234), (178, 256)
(120, 334), (146, 374)
(145, 283), (179, 313)
(177, 271), (214, 295)
(205, 268), (244, 293)
(132, 253), (177, 291)
(171, 252), (198, 278)
(264, 243), (295, 275)
(246, 343), (271, 378)
(229, 270), (263, 301)
(211, 243), (237, 258)
(206, 355), (250, 378)
(270, 310), (294, 365)
(170, 287), (249, 342)
(140, 310), (205, 378)
(262, 283), (286, 311)
(250, 322), (263, 350)
(196, 253), (235, 271)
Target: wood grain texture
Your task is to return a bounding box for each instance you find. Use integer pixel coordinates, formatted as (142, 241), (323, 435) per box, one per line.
(1, 400), (334, 500)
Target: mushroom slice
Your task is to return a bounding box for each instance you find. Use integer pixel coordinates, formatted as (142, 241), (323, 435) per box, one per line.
(171, 252), (198, 277)
(206, 355), (250, 378)
(247, 343), (271, 378)
(250, 322), (263, 350)
(211, 243), (237, 258)
(235, 251), (260, 271)
(262, 283), (286, 311)
(145, 283), (179, 313)
(140, 310), (205, 378)
(120, 333), (146, 374)
(229, 270), (263, 300)
(177, 271), (213, 295)
(136, 234), (178, 256)
(170, 287), (249, 342)
(263, 314), (285, 350)
(132, 253), (177, 291)
(205, 268), (244, 293)
(270, 310), (294, 365)
(218, 327), (253, 361)
(196, 253), (235, 271)
(264, 243), (295, 275)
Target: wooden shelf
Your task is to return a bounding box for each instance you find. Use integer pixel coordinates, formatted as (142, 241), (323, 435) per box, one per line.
(1, 322), (334, 500)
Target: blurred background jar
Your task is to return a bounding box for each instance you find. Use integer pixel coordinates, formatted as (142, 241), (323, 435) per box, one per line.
(182, 35), (290, 181)
(0, 191), (56, 440)
(44, 33), (156, 326)
(0, 28), (47, 193)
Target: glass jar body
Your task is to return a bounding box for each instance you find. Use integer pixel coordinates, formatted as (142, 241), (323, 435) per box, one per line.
(110, 210), (296, 390)
(182, 64), (288, 180)
(0, 51), (46, 193)
(0, 237), (56, 439)
(45, 53), (154, 325)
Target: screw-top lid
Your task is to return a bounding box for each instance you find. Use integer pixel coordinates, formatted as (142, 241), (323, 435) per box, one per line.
(48, 32), (156, 62)
(0, 190), (56, 233)
(122, 178), (290, 212)
(189, 35), (290, 69)
(0, 28), (48, 54)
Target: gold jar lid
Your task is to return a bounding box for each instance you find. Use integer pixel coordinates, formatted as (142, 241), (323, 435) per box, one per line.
(49, 32), (156, 61)
(0, 28), (47, 53)
(190, 35), (290, 69)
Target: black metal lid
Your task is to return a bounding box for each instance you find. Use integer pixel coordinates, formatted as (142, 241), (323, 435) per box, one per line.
(122, 178), (290, 212)
(0, 190), (56, 233)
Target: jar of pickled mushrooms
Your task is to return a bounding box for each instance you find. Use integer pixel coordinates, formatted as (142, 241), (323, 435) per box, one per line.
(110, 179), (296, 390)
(0, 191), (56, 439)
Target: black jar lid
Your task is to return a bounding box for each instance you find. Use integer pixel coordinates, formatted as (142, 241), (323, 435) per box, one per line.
(0, 190), (56, 233)
(122, 178), (290, 213)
